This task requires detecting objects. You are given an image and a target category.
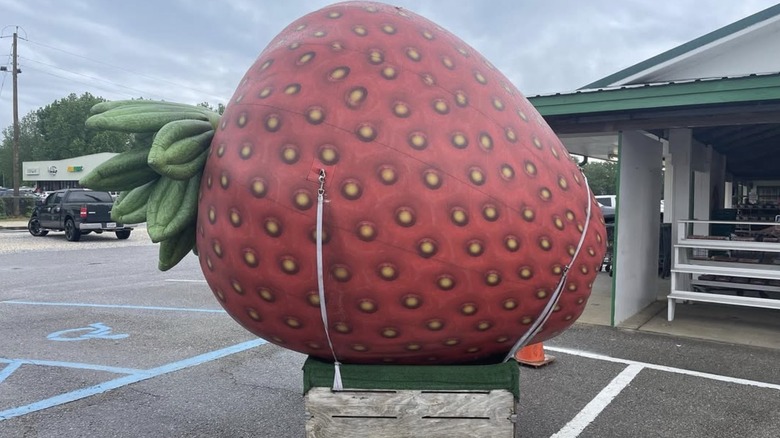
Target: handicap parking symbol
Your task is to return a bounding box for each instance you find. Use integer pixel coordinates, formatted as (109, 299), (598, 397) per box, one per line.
(47, 322), (129, 342)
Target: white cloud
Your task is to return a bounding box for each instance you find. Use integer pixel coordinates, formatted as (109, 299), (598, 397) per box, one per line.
(1, 0), (778, 133)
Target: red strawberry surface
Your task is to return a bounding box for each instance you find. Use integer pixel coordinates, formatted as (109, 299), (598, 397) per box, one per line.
(198, 1), (607, 364)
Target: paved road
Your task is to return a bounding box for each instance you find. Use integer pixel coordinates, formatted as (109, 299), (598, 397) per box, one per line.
(0, 223), (152, 254)
(1, 228), (779, 437)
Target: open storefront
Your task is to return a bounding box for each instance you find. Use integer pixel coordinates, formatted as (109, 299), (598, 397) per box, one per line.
(528, 4), (780, 328)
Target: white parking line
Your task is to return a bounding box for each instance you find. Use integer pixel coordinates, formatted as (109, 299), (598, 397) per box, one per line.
(551, 364), (643, 438)
(542, 345), (780, 437)
(547, 346), (780, 390)
(1, 300), (225, 313)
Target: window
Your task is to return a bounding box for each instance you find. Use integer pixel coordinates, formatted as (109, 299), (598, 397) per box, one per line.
(68, 191), (113, 203)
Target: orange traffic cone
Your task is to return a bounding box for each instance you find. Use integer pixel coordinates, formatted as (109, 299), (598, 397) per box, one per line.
(514, 342), (555, 367)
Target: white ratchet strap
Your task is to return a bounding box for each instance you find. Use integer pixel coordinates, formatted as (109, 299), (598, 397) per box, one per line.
(316, 169), (343, 390)
(504, 172), (595, 363)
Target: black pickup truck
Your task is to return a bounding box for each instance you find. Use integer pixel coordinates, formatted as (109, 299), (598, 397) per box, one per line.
(28, 188), (133, 241)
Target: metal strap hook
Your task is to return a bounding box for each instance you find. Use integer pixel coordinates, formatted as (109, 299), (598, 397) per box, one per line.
(318, 169), (326, 196)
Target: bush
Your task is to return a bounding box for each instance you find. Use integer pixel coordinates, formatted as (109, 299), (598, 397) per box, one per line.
(0, 196), (37, 219)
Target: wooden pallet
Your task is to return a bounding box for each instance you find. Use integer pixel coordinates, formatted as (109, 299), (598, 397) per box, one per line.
(305, 387), (517, 437)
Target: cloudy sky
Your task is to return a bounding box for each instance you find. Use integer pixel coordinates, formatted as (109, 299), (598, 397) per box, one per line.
(1, 0), (778, 133)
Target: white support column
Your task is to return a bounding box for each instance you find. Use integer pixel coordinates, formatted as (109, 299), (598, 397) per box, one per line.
(663, 145), (673, 224)
(668, 129), (693, 244)
(691, 145), (712, 235)
(693, 169), (711, 233)
(711, 148), (727, 210)
(668, 129), (693, 298)
(724, 181), (734, 208)
(613, 131), (663, 325)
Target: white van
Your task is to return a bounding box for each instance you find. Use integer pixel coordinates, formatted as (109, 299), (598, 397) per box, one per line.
(595, 195), (617, 208)
(596, 195), (665, 214)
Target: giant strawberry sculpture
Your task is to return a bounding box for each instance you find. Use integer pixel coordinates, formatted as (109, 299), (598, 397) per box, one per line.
(81, 1), (606, 365)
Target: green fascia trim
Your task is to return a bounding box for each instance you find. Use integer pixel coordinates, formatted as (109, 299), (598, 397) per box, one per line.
(529, 74), (780, 116)
(584, 4), (780, 89)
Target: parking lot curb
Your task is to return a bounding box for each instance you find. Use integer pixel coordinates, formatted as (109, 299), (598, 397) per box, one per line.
(0, 221), (29, 230)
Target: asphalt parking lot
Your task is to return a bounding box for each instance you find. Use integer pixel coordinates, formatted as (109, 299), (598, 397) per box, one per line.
(1, 226), (779, 437)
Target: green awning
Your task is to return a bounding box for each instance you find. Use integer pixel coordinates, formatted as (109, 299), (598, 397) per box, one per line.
(529, 74), (780, 116)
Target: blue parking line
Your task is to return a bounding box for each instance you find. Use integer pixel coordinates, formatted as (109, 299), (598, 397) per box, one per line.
(0, 338), (267, 421)
(0, 358), (142, 375)
(1, 300), (226, 313)
(0, 362), (22, 384)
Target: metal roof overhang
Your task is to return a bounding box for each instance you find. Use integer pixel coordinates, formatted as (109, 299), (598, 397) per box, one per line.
(528, 74), (780, 180)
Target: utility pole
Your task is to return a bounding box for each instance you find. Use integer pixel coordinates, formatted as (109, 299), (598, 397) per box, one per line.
(2, 27), (24, 216)
(11, 30), (20, 216)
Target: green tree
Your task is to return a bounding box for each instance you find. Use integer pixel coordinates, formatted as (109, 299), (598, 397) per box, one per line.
(581, 160), (618, 195)
(197, 101), (225, 115)
(0, 94), (228, 186)
(34, 92), (134, 159)
(0, 112), (44, 187)
(0, 93), (139, 186)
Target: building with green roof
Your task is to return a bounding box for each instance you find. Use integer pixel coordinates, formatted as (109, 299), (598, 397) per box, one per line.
(528, 4), (780, 326)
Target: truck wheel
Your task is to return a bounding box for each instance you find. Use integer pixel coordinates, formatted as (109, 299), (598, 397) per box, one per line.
(116, 229), (131, 240)
(64, 218), (81, 242)
(28, 217), (49, 237)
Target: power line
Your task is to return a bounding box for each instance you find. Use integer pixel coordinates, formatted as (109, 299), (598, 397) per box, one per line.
(19, 56), (171, 100)
(19, 65), (154, 100)
(0, 70), (7, 100)
(0, 46), (12, 100)
(22, 37), (227, 102)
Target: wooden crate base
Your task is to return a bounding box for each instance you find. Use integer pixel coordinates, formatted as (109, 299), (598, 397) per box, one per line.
(305, 387), (517, 438)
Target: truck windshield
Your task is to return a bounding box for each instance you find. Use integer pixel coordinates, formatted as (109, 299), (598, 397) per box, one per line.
(69, 191), (113, 203)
